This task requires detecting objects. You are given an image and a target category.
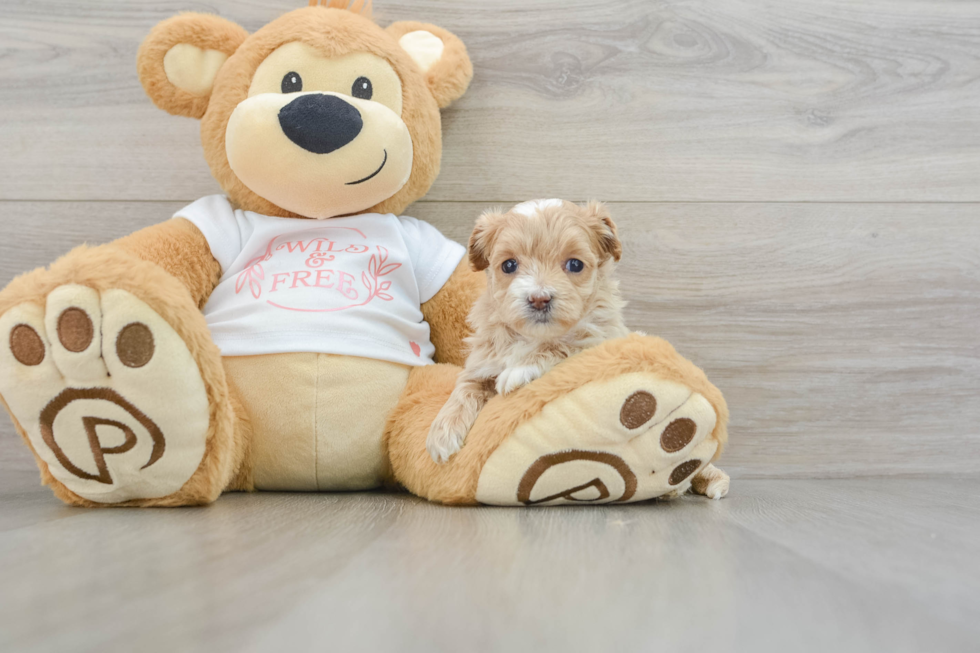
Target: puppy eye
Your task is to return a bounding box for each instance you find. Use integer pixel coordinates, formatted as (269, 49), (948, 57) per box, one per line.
(281, 72), (303, 94)
(564, 258), (585, 273)
(501, 259), (518, 274)
(352, 76), (373, 100)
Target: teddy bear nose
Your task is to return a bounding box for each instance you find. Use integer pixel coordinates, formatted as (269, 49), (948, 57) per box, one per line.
(278, 94), (363, 155)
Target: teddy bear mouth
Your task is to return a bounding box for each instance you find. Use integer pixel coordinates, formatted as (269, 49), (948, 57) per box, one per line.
(346, 149), (388, 186)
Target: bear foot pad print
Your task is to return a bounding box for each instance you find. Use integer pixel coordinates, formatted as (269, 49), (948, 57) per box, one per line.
(0, 285), (210, 503)
(476, 373), (720, 506)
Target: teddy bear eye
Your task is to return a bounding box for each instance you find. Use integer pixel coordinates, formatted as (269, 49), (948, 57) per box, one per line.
(502, 259), (518, 274)
(281, 72), (303, 94)
(352, 76), (373, 100)
(564, 258), (584, 273)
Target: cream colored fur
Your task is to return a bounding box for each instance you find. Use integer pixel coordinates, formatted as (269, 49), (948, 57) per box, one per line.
(427, 200), (630, 463)
(224, 353), (409, 491)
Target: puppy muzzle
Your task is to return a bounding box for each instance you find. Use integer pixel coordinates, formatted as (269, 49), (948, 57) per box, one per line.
(526, 292), (554, 323)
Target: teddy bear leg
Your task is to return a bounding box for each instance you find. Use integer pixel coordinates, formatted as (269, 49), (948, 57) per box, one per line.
(386, 334), (730, 506)
(384, 363), (478, 504)
(0, 246), (242, 506)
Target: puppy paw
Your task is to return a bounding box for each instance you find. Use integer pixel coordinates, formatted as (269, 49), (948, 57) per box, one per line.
(426, 416), (468, 464)
(691, 463), (730, 500)
(496, 365), (543, 395)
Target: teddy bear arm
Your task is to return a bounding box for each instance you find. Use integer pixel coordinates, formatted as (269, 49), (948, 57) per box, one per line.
(112, 218), (222, 308)
(420, 258), (485, 367)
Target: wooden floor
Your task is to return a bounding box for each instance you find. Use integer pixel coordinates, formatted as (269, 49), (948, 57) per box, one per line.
(1, 436), (978, 652)
(1, 0), (978, 477)
(0, 0), (978, 650)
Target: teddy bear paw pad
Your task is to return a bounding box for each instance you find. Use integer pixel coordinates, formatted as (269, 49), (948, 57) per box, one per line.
(0, 286), (210, 503)
(475, 372), (719, 506)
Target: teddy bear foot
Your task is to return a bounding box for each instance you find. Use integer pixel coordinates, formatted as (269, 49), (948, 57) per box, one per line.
(0, 284), (212, 504)
(475, 372), (723, 506)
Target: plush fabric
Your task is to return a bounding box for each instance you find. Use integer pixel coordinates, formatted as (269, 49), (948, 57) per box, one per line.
(0, 2), (728, 507)
(420, 259), (486, 367)
(224, 353), (410, 490)
(0, 245), (240, 506)
(137, 14), (249, 119)
(196, 8), (460, 219)
(386, 334), (728, 505)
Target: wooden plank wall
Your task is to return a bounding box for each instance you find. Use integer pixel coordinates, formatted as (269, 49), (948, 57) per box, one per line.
(0, 0), (978, 478)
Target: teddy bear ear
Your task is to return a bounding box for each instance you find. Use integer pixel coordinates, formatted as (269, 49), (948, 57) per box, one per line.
(137, 13), (249, 120)
(387, 22), (473, 109)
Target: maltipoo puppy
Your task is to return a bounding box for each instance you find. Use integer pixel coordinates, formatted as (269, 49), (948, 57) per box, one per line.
(427, 199), (630, 464)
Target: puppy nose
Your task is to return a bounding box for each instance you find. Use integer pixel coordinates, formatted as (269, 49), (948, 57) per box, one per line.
(528, 293), (552, 311)
(278, 94), (363, 154)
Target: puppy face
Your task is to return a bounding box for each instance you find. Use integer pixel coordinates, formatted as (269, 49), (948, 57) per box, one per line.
(469, 200), (622, 337)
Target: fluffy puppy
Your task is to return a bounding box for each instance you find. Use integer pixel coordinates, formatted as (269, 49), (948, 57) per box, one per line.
(427, 199), (630, 464)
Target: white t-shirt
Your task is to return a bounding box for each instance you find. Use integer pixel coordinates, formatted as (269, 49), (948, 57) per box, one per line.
(175, 195), (465, 366)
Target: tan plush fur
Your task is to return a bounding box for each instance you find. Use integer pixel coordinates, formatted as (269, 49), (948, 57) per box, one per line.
(137, 14), (249, 119)
(426, 201), (630, 463)
(137, 7), (472, 219)
(387, 333), (729, 505)
(114, 218), (221, 308)
(420, 258), (486, 366)
(222, 379), (256, 492)
(0, 245), (240, 507)
(314, 0), (374, 19)
(385, 21), (474, 109)
(192, 7), (471, 219)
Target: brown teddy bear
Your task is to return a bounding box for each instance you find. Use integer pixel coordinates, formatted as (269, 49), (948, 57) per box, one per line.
(0, 0), (730, 507)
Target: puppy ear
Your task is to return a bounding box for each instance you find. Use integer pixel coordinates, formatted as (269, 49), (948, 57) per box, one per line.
(584, 201), (623, 263)
(387, 22), (473, 108)
(468, 210), (505, 271)
(137, 13), (249, 119)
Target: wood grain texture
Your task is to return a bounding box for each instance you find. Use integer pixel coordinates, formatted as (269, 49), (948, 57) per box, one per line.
(0, 200), (977, 478)
(0, 475), (978, 653)
(1, 2), (978, 650)
(1, 0), (979, 201)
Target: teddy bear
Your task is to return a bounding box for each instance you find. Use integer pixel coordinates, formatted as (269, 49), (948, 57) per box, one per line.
(0, 0), (730, 507)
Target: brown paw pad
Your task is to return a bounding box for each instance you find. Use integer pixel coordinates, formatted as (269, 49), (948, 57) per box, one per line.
(10, 324), (45, 366)
(0, 289), (210, 503)
(619, 390), (657, 429)
(57, 308), (94, 353)
(116, 323), (154, 368)
(669, 459), (702, 486)
(661, 418), (697, 453)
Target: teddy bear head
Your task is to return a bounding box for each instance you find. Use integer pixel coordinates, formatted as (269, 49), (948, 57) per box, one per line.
(137, 0), (472, 219)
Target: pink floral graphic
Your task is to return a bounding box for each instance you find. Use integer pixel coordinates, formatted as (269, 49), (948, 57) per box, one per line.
(235, 240), (275, 299)
(362, 246), (400, 302)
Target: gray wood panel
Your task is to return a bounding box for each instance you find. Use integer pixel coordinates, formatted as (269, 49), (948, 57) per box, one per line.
(1, 0), (979, 202)
(1, 473), (978, 653)
(1, 200), (977, 478)
(1, 2), (978, 648)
